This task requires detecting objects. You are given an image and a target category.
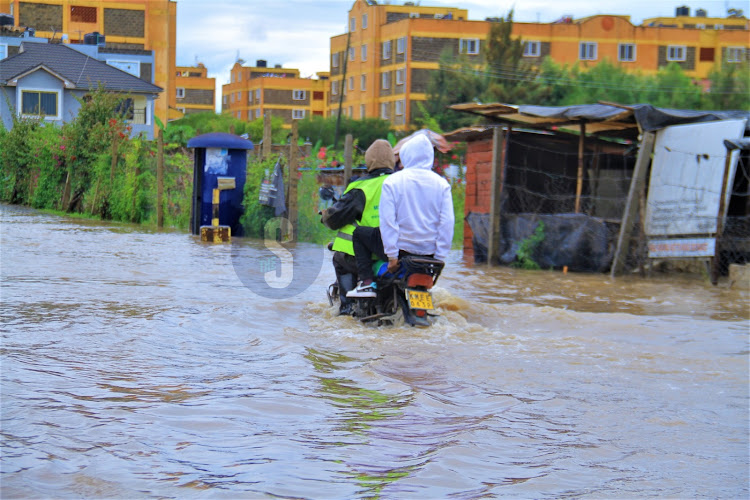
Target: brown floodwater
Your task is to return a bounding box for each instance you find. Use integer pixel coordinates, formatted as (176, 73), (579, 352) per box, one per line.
(1, 204), (748, 498)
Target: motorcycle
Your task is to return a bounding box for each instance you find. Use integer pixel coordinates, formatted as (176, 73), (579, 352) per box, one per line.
(327, 255), (445, 327)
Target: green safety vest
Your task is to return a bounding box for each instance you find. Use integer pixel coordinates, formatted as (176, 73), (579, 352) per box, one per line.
(331, 173), (388, 256)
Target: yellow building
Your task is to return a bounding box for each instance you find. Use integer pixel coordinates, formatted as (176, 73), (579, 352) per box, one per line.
(222, 60), (329, 127)
(175, 64), (215, 116)
(0, 0), (177, 128)
(331, 0), (749, 131)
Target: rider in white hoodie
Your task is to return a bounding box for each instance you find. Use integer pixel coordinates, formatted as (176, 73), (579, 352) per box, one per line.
(348, 133), (454, 297)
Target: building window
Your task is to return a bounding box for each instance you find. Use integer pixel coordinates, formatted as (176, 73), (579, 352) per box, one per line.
(236, 92), (240, 102)
(237, 111), (241, 119)
(230, 93), (234, 103)
(293, 109), (305, 119)
(523, 41), (540, 57)
(0, 44), (7, 60)
(248, 92), (253, 103)
(332, 53), (339, 67)
(255, 89), (261, 101)
(381, 102), (389, 119)
(618, 43), (636, 62)
(107, 59), (140, 77)
(361, 74), (366, 91)
(726, 47), (745, 63)
(397, 37), (406, 54)
(332, 80), (338, 95)
(381, 72), (391, 90)
(350, 17), (356, 32)
(223, 95), (227, 105)
(396, 68), (405, 85)
(237, 72), (241, 82)
(360, 104), (366, 118)
(293, 89), (306, 100)
(349, 47), (355, 62)
(256, 109), (262, 119)
(349, 76), (354, 91)
(362, 13), (368, 29)
(667, 45), (686, 61)
(176, 87), (185, 98)
(459, 38), (479, 55)
(579, 42), (597, 60)
(382, 40), (392, 59)
(348, 106), (353, 116)
(395, 99), (404, 116)
(361, 44), (367, 61)
(21, 90), (59, 119)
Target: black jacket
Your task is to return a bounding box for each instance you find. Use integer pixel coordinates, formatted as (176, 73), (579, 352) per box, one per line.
(321, 168), (393, 230)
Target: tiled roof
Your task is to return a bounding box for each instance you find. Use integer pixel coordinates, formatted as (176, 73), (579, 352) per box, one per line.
(0, 42), (162, 94)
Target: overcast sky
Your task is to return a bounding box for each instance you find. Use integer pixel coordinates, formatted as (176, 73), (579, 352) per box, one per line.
(175, 0), (746, 91)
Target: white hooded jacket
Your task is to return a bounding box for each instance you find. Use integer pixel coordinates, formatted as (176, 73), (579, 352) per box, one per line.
(380, 134), (454, 262)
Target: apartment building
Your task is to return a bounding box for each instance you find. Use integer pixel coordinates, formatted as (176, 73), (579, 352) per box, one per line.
(0, 0), (177, 128)
(175, 64), (215, 116)
(331, 0), (749, 131)
(222, 60), (329, 127)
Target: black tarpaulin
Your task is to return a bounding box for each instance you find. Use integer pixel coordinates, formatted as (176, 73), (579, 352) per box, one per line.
(466, 212), (616, 272)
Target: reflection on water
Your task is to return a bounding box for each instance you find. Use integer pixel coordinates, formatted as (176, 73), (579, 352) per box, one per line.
(1, 204), (748, 498)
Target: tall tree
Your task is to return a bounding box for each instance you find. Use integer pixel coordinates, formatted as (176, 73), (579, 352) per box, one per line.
(704, 61), (750, 111)
(482, 10), (545, 104)
(422, 48), (487, 132)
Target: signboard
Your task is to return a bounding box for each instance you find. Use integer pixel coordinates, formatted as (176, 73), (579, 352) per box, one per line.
(648, 237), (716, 258)
(644, 119), (746, 259)
(645, 119), (746, 237)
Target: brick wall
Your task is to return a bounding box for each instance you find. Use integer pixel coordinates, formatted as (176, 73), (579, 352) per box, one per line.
(104, 8), (145, 38)
(139, 62), (152, 82)
(264, 89), (294, 105)
(658, 45), (696, 70)
(410, 68), (431, 93)
(411, 36), (455, 62)
(19, 2), (62, 31)
(180, 89), (214, 105)
(104, 42), (145, 51)
(464, 137), (494, 254)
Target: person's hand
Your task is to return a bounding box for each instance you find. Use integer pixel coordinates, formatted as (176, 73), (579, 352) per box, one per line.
(387, 257), (399, 273)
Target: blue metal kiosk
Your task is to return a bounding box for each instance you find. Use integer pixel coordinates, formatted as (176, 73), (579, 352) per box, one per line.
(187, 132), (254, 239)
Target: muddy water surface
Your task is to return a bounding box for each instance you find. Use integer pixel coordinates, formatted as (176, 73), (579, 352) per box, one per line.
(1, 204), (748, 498)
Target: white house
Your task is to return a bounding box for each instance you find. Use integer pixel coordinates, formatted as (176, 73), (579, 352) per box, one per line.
(0, 41), (162, 139)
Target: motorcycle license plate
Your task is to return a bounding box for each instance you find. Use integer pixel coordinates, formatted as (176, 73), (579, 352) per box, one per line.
(407, 289), (434, 310)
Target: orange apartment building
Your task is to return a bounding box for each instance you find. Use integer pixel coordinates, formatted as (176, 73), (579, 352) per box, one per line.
(0, 0), (177, 128)
(331, 0), (749, 131)
(222, 60), (329, 127)
(175, 63), (215, 116)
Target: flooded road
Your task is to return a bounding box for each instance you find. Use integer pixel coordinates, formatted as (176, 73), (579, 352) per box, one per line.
(1, 204), (748, 498)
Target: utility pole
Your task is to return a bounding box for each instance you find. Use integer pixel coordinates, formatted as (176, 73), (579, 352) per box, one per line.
(333, 29), (352, 150)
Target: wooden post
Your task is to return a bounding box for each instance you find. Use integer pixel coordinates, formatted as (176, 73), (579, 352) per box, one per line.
(110, 135), (118, 184)
(61, 169), (71, 211)
(288, 121), (299, 242)
(262, 113), (272, 159)
(157, 129), (165, 228)
(610, 131), (656, 278)
(710, 146), (735, 285)
(344, 133), (353, 183)
(487, 126), (508, 266)
(575, 121), (586, 213)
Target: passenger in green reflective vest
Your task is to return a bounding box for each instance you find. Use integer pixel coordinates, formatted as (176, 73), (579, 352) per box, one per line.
(321, 139), (395, 315)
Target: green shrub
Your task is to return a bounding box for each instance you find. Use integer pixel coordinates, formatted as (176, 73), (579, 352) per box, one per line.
(513, 220), (545, 270)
